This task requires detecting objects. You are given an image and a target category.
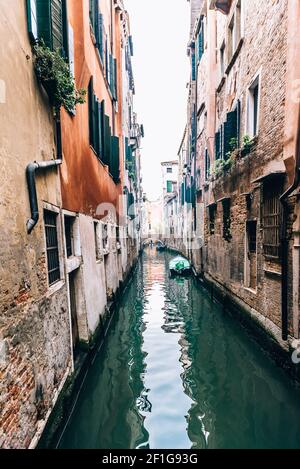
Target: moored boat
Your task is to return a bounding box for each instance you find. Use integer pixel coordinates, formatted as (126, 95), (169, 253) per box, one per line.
(169, 256), (191, 276)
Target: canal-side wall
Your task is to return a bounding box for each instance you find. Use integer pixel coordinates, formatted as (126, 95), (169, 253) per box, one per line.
(35, 255), (141, 449)
(166, 244), (300, 381)
(0, 2), (72, 450)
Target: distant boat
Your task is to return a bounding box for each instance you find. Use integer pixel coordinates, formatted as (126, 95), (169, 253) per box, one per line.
(169, 256), (191, 276)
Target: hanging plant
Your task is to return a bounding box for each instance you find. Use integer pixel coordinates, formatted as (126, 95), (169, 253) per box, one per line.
(33, 40), (86, 113)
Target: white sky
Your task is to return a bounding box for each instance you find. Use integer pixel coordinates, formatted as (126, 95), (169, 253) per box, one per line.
(125, 0), (190, 200)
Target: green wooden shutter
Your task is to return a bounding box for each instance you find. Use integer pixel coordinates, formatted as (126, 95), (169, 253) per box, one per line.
(103, 115), (111, 166)
(105, 38), (109, 78)
(100, 100), (105, 160)
(224, 110), (238, 159)
(94, 96), (99, 155)
(181, 183), (185, 205)
(113, 58), (117, 101)
(88, 78), (94, 148)
(89, 0), (98, 37)
(215, 130), (221, 160)
(37, 0), (52, 48)
(167, 181), (172, 193)
(109, 54), (113, 91)
(26, 0), (38, 41)
(97, 101), (103, 159)
(111, 136), (120, 183)
(62, 0), (69, 59)
(51, 0), (64, 52)
(98, 13), (104, 60)
(191, 50), (196, 81)
(129, 36), (134, 56)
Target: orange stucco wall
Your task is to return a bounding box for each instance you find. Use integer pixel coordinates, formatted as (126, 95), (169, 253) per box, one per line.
(60, 0), (123, 218)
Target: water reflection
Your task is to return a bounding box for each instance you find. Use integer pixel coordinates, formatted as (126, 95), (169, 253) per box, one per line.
(59, 249), (300, 449)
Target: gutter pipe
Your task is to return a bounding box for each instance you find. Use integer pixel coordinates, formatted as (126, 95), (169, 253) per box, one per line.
(26, 160), (62, 234)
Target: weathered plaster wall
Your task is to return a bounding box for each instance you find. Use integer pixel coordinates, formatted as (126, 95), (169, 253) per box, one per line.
(0, 1), (71, 448)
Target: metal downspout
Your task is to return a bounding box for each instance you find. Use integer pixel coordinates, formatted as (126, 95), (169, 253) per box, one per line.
(26, 160), (62, 234)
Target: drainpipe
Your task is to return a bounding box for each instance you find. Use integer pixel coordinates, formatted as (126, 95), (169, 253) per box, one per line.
(26, 160), (62, 234)
(280, 112), (300, 341)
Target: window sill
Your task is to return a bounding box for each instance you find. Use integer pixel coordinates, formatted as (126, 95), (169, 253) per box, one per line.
(66, 256), (82, 274)
(47, 279), (65, 298)
(243, 286), (257, 295)
(264, 268), (281, 278)
(225, 38), (244, 75)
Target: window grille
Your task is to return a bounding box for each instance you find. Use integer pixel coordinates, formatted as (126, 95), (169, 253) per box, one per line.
(44, 210), (60, 285)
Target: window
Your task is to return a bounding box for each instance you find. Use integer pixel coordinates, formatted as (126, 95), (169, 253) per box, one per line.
(263, 181), (282, 259)
(167, 167), (173, 174)
(167, 181), (173, 193)
(94, 222), (100, 260)
(102, 224), (108, 250)
(228, 16), (234, 61)
(227, 1), (242, 63)
(26, 0), (38, 41)
(191, 49), (196, 81)
(198, 106), (205, 136)
(223, 199), (231, 241)
(88, 77), (102, 155)
(27, 0), (68, 56)
(209, 204), (217, 235)
(245, 220), (257, 289)
(64, 215), (74, 257)
(44, 210), (60, 286)
(196, 18), (205, 64)
(205, 149), (210, 180)
(223, 100), (241, 158)
(220, 42), (225, 78)
(247, 220), (257, 253)
(247, 75), (260, 137)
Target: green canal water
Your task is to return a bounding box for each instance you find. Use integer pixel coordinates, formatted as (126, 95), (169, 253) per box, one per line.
(59, 249), (300, 449)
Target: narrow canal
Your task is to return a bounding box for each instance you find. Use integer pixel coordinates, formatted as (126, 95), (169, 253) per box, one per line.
(59, 249), (300, 449)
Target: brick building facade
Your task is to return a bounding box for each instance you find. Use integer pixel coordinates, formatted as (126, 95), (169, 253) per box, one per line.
(174, 0), (300, 355)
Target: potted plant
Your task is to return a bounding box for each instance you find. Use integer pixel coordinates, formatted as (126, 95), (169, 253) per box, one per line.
(33, 40), (86, 113)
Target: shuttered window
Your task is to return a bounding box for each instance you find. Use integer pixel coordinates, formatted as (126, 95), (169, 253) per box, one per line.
(196, 19), (204, 63)
(191, 50), (196, 81)
(89, 0), (99, 38)
(167, 181), (173, 193)
(222, 100), (241, 159)
(111, 136), (120, 183)
(35, 0), (68, 56)
(215, 130), (221, 160)
(44, 210), (60, 286)
(88, 78), (96, 149)
(98, 13), (104, 60)
(88, 78), (103, 158)
(103, 115), (111, 166)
